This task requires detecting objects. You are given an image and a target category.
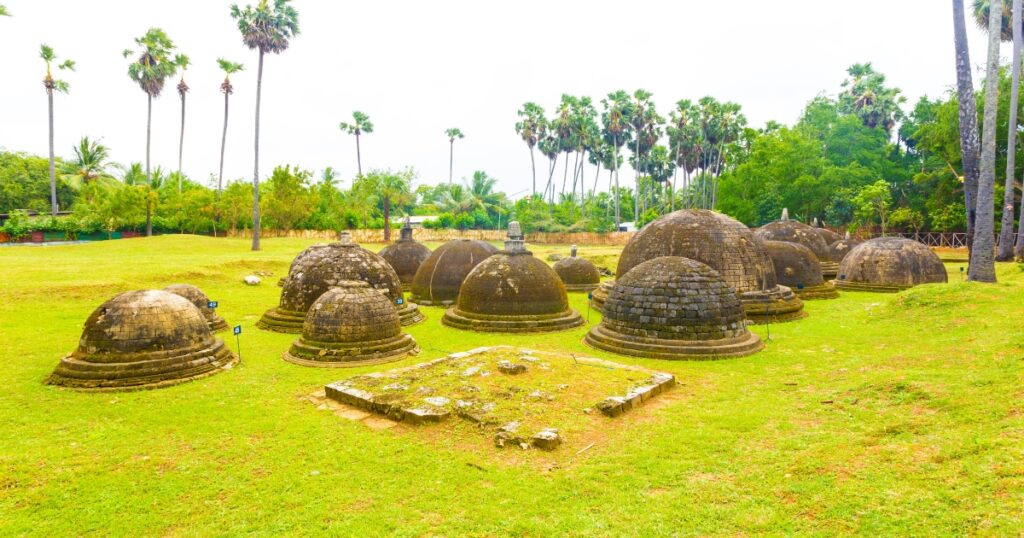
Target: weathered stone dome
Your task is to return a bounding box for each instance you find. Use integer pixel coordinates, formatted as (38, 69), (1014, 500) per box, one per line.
(379, 223), (431, 291)
(47, 290), (237, 391)
(585, 257), (763, 360)
(259, 234), (424, 332)
(278, 243), (329, 287)
(410, 239), (499, 306)
(163, 284), (228, 332)
(754, 218), (836, 277)
(599, 209), (805, 322)
(829, 236), (862, 263)
(552, 245), (600, 292)
(284, 281), (417, 367)
(836, 237), (948, 292)
(815, 228), (843, 245)
(442, 225), (583, 332)
(762, 241), (838, 300)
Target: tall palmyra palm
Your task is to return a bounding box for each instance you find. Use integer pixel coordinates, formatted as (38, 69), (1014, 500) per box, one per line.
(601, 91), (633, 227)
(174, 54), (190, 192)
(339, 111), (373, 177)
(40, 44), (74, 215)
(445, 128), (465, 184)
(216, 59), (244, 194)
(123, 28), (178, 236)
(515, 102), (546, 196)
(230, 0), (300, 251)
(970, 0), (1002, 281)
(953, 0), (983, 257)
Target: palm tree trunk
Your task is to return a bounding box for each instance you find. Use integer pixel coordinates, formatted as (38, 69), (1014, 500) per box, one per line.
(529, 146), (536, 196)
(561, 153), (570, 198)
(383, 197), (391, 242)
(219, 91), (229, 193)
(448, 140), (454, 184)
(178, 89), (186, 192)
(251, 49), (264, 251)
(48, 90), (57, 216)
(999, 0), (1023, 261)
(146, 92), (153, 237)
(613, 136), (621, 227)
(969, 0), (1002, 282)
(356, 134), (362, 177)
(954, 0), (982, 256)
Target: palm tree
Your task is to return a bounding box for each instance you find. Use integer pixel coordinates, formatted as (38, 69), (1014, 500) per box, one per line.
(123, 28), (178, 236)
(40, 44), (74, 216)
(339, 111), (373, 176)
(601, 91), (633, 227)
(174, 54), (190, 192)
(954, 0), (983, 257)
(445, 127), (465, 184)
(216, 58), (244, 194)
(0, 5), (9, 16)
(970, 0), (1002, 282)
(515, 102), (545, 196)
(230, 0), (300, 251)
(357, 169), (413, 241)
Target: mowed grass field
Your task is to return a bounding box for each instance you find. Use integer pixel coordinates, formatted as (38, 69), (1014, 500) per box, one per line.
(0, 235), (1022, 536)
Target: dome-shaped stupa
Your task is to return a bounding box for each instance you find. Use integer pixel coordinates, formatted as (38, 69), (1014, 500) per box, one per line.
(815, 227), (843, 246)
(278, 243), (329, 287)
(410, 238), (499, 306)
(163, 284), (228, 331)
(585, 257), (763, 360)
(835, 237), (948, 292)
(552, 245), (601, 292)
(259, 233), (424, 332)
(762, 241), (838, 299)
(594, 209), (805, 322)
(829, 233), (862, 264)
(284, 281), (417, 367)
(46, 290), (237, 391)
(442, 222), (583, 332)
(379, 218), (432, 291)
(754, 209), (836, 278)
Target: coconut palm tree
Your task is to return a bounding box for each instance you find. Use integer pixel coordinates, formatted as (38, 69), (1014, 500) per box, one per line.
(230, 0), (300, 251)
(954, 0), (983, 257)
(970, 0), (1002, 282)
(62, 137), (118, 188)
(515, 102), (546, 196)
(216, 58), (244, 194)
(601, 91), (633, 227)
(445, 128), (464, 184)
(339, 111), (373, 177)
(40, 44), (74, 216)
(123, 28), (178, 236)
(174, 54), (190, 192)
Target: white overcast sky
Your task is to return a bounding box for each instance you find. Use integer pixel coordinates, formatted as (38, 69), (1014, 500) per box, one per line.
(0, 1), (997, 198)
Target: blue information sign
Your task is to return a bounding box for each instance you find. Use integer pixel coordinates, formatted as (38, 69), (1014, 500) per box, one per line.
(233, 325), (242, 335)
(208, 301), (219, 309)
(396, 297), (404, 305)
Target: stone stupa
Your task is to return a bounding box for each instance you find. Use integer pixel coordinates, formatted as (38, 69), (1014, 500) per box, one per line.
(835, 237), (948, 292)
(441, 222), (584, 332)
(47, 290), (237, 391)
(585, 257), (763, 360)
(762, 240), (838, 299)
(754, 209), (837, 278)
(259, 233), (424, 332)
(163, 284), (228, 332)
(828, 232), (862, 264)
(593, 209), (805, 322)
(552, 245), (601, 292)
(378, 217), (432, 291)
(283, 281), (418, 367)
(410, 238), (499, 306)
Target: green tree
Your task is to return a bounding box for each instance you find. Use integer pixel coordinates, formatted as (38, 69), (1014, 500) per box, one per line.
(971, 0), (1002, 282)
(62, 137), (117, 190)
(853, 180), (893, 234)
(231, 0), (300, 251)
(123, 28), (178, 236)
(600, 90), (634, 226)
(216, 59), (245, 194)
(355, 168), (414, 241)
(39, 44), (74, 215)
(263, 165), (313, 231)
(174, 53), (190, 190)
(0, 5), (9, 16)
(515, 102), (546, 195)
(445, 128), (464, 184)
(837, 63), (906, 133)
(339, 111), (373, 176)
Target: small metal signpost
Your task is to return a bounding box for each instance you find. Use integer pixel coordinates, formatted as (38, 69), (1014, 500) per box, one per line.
(587, 291), (593, 322)
(233, 325), (242, 361)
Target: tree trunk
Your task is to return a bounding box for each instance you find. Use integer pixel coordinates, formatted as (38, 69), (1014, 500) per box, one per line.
(219, 91), (229, 193)
(178, 87), (186, 192)
(356, 134), (362, 177)
(529, 146), (536, 196)
(48, 90), (57, 216)
(448, 140), (454, 184)
(146, 93), (153, 237)
(954, 0), (982, 256)
(561, 153), (569, 198)
(999, 0), (1023, 260)
(969, 0), (1002, 282)
(613, 136), (621, 227)
(383, 197), (391, 241)
(251, 50), (264, 251)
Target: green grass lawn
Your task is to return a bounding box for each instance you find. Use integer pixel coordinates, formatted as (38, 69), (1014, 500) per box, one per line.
(0, 235), (1021, 536)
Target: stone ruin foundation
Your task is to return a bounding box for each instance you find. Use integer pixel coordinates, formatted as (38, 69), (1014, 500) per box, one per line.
(409, 238), (499, 306)
(552, 245), (601, 292)
(379, 218), (432, 292)
(761, 241), (838, 300)
(46, 290), (237, 391)
(835, 237), (948, 292)
(163, 283), (228, 332)
(283, 281), (418, 367)
(585, 257), (764, 360)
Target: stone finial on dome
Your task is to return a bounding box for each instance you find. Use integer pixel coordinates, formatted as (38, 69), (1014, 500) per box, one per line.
(399, 216), (414, 241)
(338, 231), (353, 245)
(813, 217), (820, 228)
(845, 231), (851, 240)
(505, 221), (525, 253)
(570, 244), (578, 257)
(781, 208), (790, 221)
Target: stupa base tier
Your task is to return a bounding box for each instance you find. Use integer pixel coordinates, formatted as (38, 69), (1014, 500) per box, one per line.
(441, 308), (585, 333)
(284, 334), (417, 368)
(584, 324), (763, 360)
(740, 286), (807, 323)
(834, 281), (908, 293)
(793, 283), (839, 300)
(563, 282), (600, 292)
(46, 343), (238, 392)
(260, 304), (424, 333)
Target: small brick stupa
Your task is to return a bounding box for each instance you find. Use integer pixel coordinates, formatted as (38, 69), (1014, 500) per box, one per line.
(379, 217), (432, 291)
(593, 209), (805, 322)
(260, 233), (424, 332)
(762, 241), (838, 300)
(442, 222), (584, 333)
(754, 209), (836, 278)
(835, 237), (948, 292)
(552, 245), (601, 292)
(585, 257), (763, 360)
(47, 290), (237, 391)
(829, 232), (862, 264)
(410, 238), (499, 306)
(163, 284), (228, 332)
(283, 281), (417, 367)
